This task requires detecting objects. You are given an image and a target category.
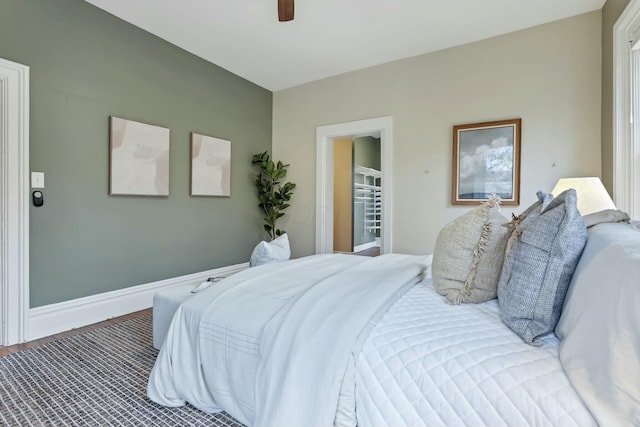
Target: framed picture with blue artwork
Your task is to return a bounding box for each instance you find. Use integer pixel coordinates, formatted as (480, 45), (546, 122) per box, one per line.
(452, 118), (521, 206)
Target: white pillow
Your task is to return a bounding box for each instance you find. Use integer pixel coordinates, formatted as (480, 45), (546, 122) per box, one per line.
(555, 222), (640, 426)
(250, 233), (291, 267)
(582, 208), (629, 228)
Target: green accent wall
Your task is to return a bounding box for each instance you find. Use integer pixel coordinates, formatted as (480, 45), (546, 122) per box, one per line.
(0, 0), (272, 307)
(353, 136), (381, 170)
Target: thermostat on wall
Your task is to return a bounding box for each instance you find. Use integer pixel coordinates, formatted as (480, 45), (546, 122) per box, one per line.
(32, 191), (43, 207)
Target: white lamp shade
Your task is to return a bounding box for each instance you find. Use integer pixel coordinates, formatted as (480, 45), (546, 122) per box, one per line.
(551, 177), (616, 216)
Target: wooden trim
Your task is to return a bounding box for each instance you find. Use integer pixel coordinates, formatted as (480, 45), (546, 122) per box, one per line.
(614, 0), (640, 217)
(0, 309), (150, 357)
(28, 262), (248, 342)
(316, 116), (393, 254)
(0, 58), (30, 346)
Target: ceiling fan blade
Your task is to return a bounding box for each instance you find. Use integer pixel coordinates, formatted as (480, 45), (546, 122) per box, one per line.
(278, 0), (294, 22)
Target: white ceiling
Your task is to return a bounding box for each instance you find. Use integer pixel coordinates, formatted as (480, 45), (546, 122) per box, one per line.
(84, 0), (605, 92)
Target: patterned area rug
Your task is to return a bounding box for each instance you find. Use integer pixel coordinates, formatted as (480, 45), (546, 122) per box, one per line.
(0, 312), (245, 426)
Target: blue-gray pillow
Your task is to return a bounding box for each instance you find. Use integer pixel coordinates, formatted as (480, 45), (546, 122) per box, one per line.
(497, 190), (587, 346)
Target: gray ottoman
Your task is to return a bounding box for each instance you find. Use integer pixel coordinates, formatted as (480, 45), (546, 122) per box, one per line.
(152, 283), (198, 349)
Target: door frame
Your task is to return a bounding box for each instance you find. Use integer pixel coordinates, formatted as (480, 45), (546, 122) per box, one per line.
(315, 116), (393, 254)
(0, 58), (30, 346)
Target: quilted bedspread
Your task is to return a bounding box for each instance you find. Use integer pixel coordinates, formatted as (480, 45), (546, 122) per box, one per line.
(354, 279), (597, 427)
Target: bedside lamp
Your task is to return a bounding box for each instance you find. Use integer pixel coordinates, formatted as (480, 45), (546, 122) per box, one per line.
(551, 177), (616, 216)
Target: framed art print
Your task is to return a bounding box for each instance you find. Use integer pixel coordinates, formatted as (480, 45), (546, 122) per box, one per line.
(109, 116), (170, 196)
(190, 132), (231, 197)
(452, 118), (521, 206)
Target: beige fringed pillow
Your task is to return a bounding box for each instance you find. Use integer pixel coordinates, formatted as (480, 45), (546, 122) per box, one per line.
(432, 196), (510, 304)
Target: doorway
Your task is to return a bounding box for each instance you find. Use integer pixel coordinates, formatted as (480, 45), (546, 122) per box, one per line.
(0, 58), (30, 346)
(315, 116), (393, 255)
(333, 135), (382, 255)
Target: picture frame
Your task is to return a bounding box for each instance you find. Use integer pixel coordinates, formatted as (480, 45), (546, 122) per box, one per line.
(452, 118), (521, 205)
(190, 132), (231, 197)
(109, 116), (170, 196)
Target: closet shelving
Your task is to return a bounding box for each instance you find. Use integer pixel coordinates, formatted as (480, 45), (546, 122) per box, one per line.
(353, 165), (382, 232)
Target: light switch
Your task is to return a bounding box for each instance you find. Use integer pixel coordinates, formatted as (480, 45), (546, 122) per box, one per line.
(31, 172), (45, 189)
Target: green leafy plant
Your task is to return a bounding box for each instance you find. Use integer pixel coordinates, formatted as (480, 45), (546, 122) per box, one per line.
(251, 151), (296, 240)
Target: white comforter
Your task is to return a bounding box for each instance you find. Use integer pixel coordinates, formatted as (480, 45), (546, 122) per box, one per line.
(148, 253), (597, 427)
(355, 279), (597, 427)
(147, 253), (430, 427)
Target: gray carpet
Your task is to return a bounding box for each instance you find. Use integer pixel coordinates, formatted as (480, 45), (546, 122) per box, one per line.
(0, 312), (245, 426)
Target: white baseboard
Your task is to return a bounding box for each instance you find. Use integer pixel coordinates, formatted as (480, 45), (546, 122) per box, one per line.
(354, 240), (379, 252)
(27, 262), (249, 342)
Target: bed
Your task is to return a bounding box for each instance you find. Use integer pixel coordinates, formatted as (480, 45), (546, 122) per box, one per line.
(147, 217), (640, 427)
(148, 253), (431, 426)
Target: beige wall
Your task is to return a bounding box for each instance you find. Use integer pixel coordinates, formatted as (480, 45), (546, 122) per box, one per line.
(273, 11), (602, 257)
(601, 0), (631, 192)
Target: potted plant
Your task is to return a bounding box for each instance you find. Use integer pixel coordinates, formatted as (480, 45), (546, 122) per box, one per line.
(251, 151), (296, 240)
